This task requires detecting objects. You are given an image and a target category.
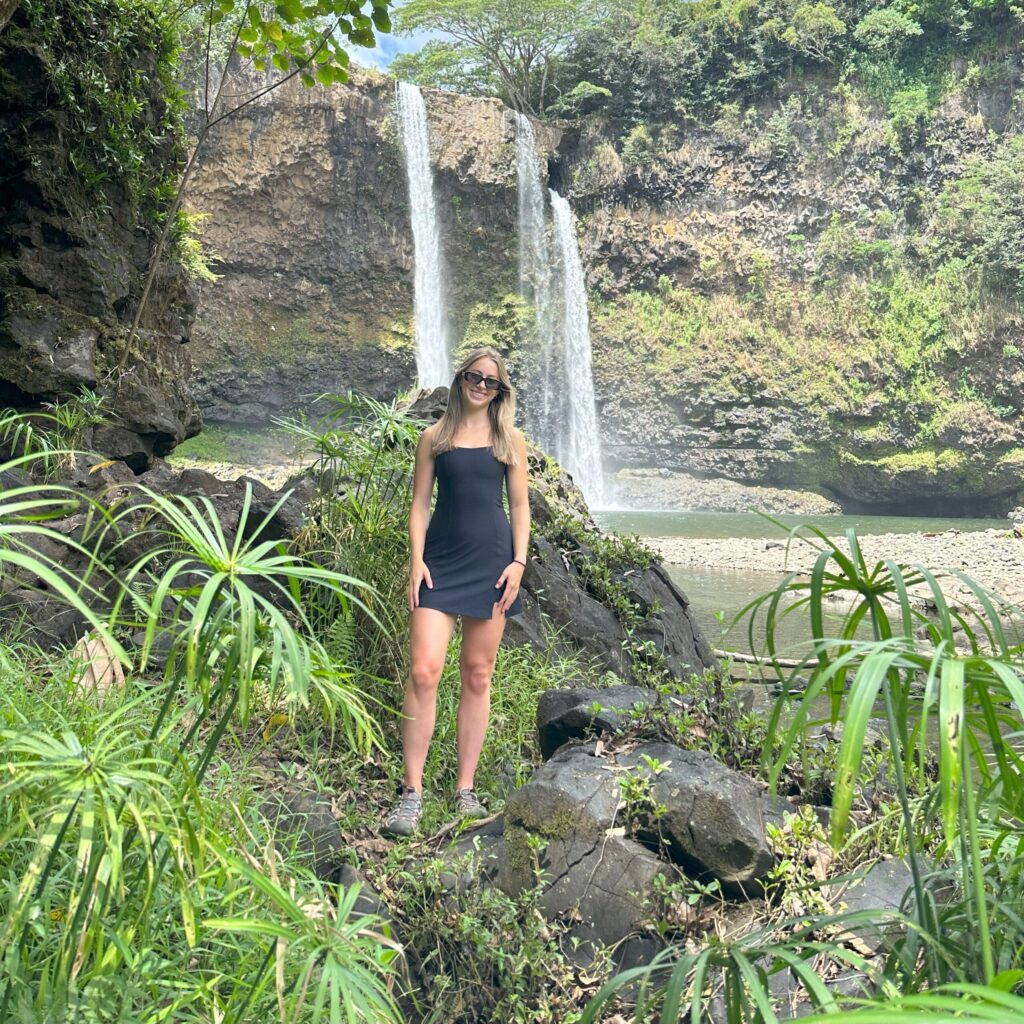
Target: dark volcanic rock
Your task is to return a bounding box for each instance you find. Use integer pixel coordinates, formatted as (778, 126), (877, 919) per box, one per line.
(522, 539), (631, 678)
(621, 561), (714, 678)
(261, 786), (345, 881)
(498, 745), (669, 954)
(620, 741), (774, 892)
(536, 684), (656, 759)
(0, 24), (201, 468)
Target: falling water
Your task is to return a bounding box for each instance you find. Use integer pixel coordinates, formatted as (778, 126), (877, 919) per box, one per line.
(549, 190), (605, 505)
(512, 113), (563, 450)
(395, 81), (449, 387)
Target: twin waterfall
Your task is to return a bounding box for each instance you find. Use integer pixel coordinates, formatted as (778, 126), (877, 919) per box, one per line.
(514, 112), (604, 504)
(395, 83), (605, 503)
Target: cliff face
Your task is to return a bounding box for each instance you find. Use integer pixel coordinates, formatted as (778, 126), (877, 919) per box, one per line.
(0, 7), (201, 468)
(570, 58), (1024, 512)
(188, 70), (560, 422)
(188, 57), (1024, 513)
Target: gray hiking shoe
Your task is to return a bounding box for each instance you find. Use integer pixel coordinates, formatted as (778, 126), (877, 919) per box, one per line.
(382, 785), (422, 838)
(454, 788), (486, 820)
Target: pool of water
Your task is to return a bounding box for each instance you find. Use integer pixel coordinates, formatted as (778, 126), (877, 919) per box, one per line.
(593, 509), (1003, 540)
(592, 508), (1005, 657)
(664, 564), (853, 660)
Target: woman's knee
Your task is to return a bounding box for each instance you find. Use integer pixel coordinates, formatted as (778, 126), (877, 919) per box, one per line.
(409, 659), (444, 694)
(461, 660), (494, 696)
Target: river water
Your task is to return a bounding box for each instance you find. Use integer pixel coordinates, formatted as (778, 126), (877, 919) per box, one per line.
(593, 509), (1005, 658)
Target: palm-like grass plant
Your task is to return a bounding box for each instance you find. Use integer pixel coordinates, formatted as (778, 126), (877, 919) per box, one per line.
(751, 525), (1024, 989)
(580, 917), (880, 1024)
(112, 483), (382, 747)
(0, 417), (401, 1022)
(0, 449), (125, 656)
(586, 524), (1024, 1020)
(278, 393), (420, 686)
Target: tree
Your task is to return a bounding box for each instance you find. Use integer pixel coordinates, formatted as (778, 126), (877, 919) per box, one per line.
(779, 2), (846, 62)
(852, 6), (923, 51)
(394, 0), (595, 114)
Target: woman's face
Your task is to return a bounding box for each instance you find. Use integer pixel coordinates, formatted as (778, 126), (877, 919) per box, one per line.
(460, 356), (502, 411)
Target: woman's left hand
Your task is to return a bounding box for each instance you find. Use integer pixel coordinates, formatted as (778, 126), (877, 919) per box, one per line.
(495, 560), (525, 614)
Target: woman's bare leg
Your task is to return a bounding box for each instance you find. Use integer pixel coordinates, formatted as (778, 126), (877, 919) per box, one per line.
(403, 607), (457, 792)
(455, 609), (507, 791)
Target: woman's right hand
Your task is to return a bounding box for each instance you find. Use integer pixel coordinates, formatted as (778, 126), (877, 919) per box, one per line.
(409, 559), (433, 611)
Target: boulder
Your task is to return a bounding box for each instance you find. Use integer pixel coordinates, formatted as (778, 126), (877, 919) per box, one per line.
(522, 541), (631, 679)
(336, 864), (399, 939)
(838, 857), (915, 953)
(497, 744), (670, 955)
(620, 742), (774, 892)
(260, 785), (345, 881)
(620, 562), (715, 678)
(438, 816), (505, 891)
(536, 684), (657, 759)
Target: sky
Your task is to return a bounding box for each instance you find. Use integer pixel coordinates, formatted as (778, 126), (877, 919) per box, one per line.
(353, 28), (436, 71)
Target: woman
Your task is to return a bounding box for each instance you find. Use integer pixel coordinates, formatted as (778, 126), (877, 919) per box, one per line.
(383, 346), (530, 837)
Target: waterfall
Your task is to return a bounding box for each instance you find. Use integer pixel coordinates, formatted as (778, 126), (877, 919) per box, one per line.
(549, 190), (605, 505)
(513, 113), (564, 455)
(394, 81), (449, 388)
(513, 113), (605, 504)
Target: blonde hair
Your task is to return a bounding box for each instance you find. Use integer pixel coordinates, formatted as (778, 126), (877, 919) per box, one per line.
(431, 346), (520, 465)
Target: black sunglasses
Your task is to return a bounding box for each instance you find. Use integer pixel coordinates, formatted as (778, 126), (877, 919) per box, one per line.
(461, 370), (507, 392)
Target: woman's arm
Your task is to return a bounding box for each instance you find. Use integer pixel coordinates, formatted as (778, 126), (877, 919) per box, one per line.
(496, 430), (531, 614)
(408, 428), (436, 610)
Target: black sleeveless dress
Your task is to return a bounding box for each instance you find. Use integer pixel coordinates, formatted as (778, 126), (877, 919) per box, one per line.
(418, 446), (523, 619)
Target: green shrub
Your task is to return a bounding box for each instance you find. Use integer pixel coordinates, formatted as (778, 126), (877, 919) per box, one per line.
(929, 136), (1024, 294)
(886, 84), (931, 149)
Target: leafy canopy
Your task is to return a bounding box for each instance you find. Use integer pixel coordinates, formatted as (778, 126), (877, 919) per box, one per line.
(394, 0), (597, 113)
(212, 0), (393, 88)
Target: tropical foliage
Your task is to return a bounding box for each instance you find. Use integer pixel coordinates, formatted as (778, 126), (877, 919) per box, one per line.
(0, 435), (401, 1021)
(583, 521), (1024, 1020)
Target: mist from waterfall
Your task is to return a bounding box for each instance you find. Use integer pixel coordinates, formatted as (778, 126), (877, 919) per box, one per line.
(395, 81), (450, 388)
(513, 113), (604, 504)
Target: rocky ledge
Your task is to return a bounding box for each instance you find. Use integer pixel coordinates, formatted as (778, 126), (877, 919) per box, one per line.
(611, 467), (841, 515)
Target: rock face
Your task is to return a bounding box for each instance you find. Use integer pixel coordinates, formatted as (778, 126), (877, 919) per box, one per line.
(0, 13), (201, 469)
(186, 71), (561, 422)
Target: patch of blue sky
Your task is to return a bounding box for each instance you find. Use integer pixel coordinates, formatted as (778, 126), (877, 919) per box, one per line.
(352, 27), (442, 71)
